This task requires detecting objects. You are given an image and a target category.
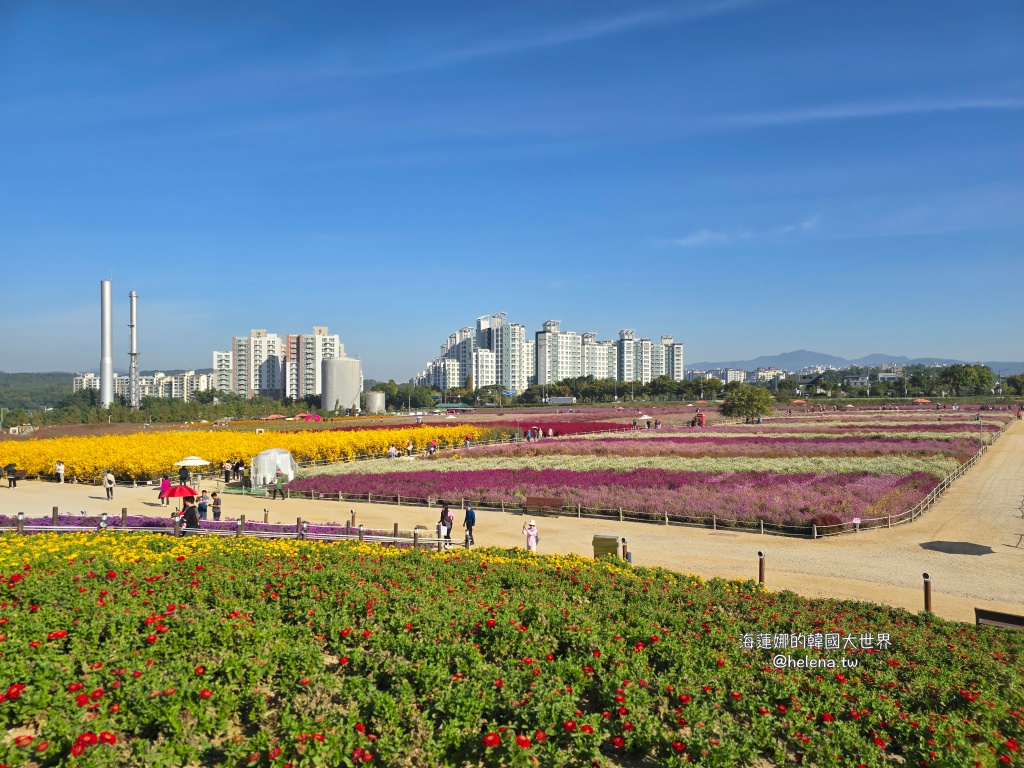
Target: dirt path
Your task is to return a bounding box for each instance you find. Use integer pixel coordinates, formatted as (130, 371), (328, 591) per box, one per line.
(2, 420), (1022, 623)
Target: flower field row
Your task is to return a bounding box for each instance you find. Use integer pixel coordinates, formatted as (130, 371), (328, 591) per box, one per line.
(288, 469), (940, 526)
(0, 535), (1019, 767)
(302, 454), (960, 480)
(469, 436), (980, 461)
(0, 425), (481, 481)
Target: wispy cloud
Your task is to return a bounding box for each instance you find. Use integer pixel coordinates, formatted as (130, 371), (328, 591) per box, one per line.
(728, 98), (1024, 127)
(442, 0), (760, 64)
(673, 215), (820, 248)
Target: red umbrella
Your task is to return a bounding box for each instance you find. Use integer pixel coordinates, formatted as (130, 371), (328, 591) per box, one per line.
(161, 485), (197, 498)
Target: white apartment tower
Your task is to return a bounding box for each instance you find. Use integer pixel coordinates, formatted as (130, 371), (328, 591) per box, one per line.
(582, 333), (618, 380)
(230, 330), (284, 399)
(285, 327), (343, 400)
(535, 320), (582, 385)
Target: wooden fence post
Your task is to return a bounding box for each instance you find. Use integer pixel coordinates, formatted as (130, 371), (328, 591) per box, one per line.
(397, 494), (401, 506)
(413, 531), (419, 549)
(173, 517), (180, 537)
(618, 507), (623, 522)
(664, 508), (668, 525)
(121, 508), (128, 526)
(52, 507), (59, 525)
(812, 524), (817, 539)
(368, 493), (372, 504)
(759, 519), (764, 535)
(465, 531), (471, 549)
(16, 513), (24, 534)
(358, 525), (364, 542)
(758, 551), (765, 584)
(712, 515), (717, 531)
(393, 523), (399, 538)
(338, 491), (343, 502)
(501, 500), (505, 513)
(350, 510), (356, 527)
(296, 518), (302, 537)
(235, 519), (242, 538)
(436, 523), (442, 552)
(263, 509), (269, 524)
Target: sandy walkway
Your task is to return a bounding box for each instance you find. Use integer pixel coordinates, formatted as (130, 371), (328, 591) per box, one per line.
(2, 421), (1022, 623)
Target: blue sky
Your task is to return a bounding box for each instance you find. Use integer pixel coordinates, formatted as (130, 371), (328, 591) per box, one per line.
(1, 0), (1021, 379)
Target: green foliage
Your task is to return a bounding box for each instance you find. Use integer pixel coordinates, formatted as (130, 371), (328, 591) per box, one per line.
(719, 384), (776, 421)
(0, 372), (74, 410)
(0, 537), (1020, 767)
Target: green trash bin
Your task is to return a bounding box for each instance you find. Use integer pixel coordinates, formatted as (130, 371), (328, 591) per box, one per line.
(593, 534), (619, 559)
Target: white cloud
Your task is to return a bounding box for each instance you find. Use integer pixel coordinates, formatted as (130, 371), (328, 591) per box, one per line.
(673, 215), (820, 248)
(728, 98), (1024, 127)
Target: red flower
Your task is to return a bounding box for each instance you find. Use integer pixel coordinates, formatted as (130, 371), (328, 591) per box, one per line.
(581, 724), (594, 734)
(13, 735), (33, 747)
(71, 743), (85, 756)
(516, 734), (531, 748)
(106, 571), (117, 580)
(730, 691), (742, 700)
(758, 707), (770, 715)
(679, 693), (691, 704)
(612, 736), (625, 748)
(486, 619), (496, 627)
(99, 732), (116, 745)
(195, 666), (205, 675)
(494, 679), (503, 688)
(80, 732), (98, 746)
(362, 630), (372, 639)
(777, 704), (788, 714)
(362, 753), (374, 763)
(75, 693), (90, 707)
(534, 730), (547, 743)
(67, 682), (84, 692)
(482, 732), (500, 748)
(199, 689), (212, 699)
(47, 630), (68, 640)
(672, 740), (686, 751)
(563, 720), (577, 732)
(592, 650), (601, 658)
(299, 678), (311, 686)
(36, 740), (50, 752)
(341, 628), (351, 637)
(874, 737), (886, 748)
(269, 746), (281, 759)
(90, 688), (105, 700)
(822, 713), (835, 723)
(716, 659), (726, 667)
(404, 623), (412, 630)
(339, 656), (350, 665)
(146, 634), (157, 643)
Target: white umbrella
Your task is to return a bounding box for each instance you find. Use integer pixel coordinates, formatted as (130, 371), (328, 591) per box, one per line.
(174, 456), (211, 467)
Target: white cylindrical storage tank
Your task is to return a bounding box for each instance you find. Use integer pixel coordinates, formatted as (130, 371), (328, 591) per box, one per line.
(100, 280), (114, 408)
(365, 391), (385, 414)
(321, 358), (362, 414)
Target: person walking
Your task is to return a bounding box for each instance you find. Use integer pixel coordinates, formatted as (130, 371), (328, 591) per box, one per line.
(233, 460), (242, 481)
(178, 465), (190, 486)
(522, 519), (539, 552)
(55, 461), (65, 484)
(103, 469), (115, 500)
(271, 470), (285, 500)
(211, 492), (222, 521)
(463, 503), (476, 545)
(6, 465), (17, 488)
(223, 461), (232, 484)
(439, 503), (452, 544)
(181, 497), (200, 534)
(197, 490), (210, 521)
(158, 476), (171, 505)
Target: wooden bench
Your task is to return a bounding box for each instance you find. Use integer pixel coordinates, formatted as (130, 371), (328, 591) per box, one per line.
(975, 608), (1024, 630)
(523, 496), (562, 515)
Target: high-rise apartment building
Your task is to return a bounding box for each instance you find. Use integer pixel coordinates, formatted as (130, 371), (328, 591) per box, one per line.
(416, 314), (682, 393)
(582, 333), (618, 380)
(285, 327), (343, 400)
(212, 351), (233, 392)
(535, 320), (582, 385)
(73, 371), (211, 402)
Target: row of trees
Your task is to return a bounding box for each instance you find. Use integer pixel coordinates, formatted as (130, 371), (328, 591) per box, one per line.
(805, 364), (1016, 398)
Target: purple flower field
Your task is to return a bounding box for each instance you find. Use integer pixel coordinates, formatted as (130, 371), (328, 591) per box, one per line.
(287, 469), (937, 528)
(468, 435), (978, 460)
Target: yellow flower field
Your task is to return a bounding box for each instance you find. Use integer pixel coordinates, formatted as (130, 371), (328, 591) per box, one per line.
(0, 425), (480, 480)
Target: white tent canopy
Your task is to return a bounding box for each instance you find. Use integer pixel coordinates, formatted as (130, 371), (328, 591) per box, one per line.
(251, 448), (299, 486)
(174, 456), (211, 467)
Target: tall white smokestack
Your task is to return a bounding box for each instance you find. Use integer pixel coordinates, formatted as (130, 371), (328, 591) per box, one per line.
(100, 280), (114, 408)
(128, 291), (139, 409)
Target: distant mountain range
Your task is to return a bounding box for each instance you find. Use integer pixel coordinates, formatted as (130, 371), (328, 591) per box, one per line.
(687, 350), (1024, 376)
